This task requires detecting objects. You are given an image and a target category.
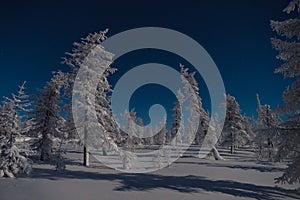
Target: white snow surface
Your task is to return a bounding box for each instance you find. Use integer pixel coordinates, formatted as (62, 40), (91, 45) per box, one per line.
(0, 145), (299, 200)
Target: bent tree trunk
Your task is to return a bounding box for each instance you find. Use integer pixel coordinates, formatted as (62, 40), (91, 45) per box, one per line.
(212, 146), (224, 160)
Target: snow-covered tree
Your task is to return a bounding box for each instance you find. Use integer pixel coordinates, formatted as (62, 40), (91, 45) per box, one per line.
(173, 89), (185, 146)
(154, 116), (167, 145)
(132, 116), (143, 146)
(133, 117), (145, 145)
(30, 72), (66, 161)
(243, 115), (255, 145)
(153, 147), (165, 168)
(0, 82), (32, 178)
(152, 118), (171, 168)
(255, 94), (281, 161)
(179, 64), (210, 146)
(179, 64), (223, 160)
(207, 114), (224, 160)
(143, 126), (154, 146)
(0, 100), (16, 141)
(221, 95), (251, 154)
(10, 82), (32, 136)
(62, 111), (77, 140)
(121, 110), (137, 152)
(0, 82), (31, 143)
(120, 110), (138, 169)
(63, 29), (120, 166)
(180, 67), (200, 145)
(0, 136), (32, 178)
(271, 0), (300, 184)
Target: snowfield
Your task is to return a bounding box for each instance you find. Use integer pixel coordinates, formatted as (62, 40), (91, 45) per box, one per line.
(0, 146), (299, 200)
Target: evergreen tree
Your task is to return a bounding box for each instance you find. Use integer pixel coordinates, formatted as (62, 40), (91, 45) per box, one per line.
(255, 94), (281, 161)
(221, 95), (250, 154)
(0, 82), (32, 177)
(144, 126), (154, 146)
(170, 101), (181, 141)
(133, 116), (143, 146)
(173, 89), (185, 157)
(0, 82), (31, 143)
(0, 137), (32, 178)
(134, 117), (145, 145)
(63, 29), (120, 166)
(156, 116), (167, 146)
(179, 64), (223, 160)
(120, 110), (137, 169)
(30, 72), (66, 161)
(180, 64), (209, 146)
(207, 114), (224, 160)
(271, 0), (300, 184)
(121, 109), (137, 152)
(0, 100), (16, 141)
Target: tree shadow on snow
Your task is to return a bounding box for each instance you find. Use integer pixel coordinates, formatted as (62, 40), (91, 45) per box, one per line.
(30, 167), (299, 200)
(175, 161), (284, 173)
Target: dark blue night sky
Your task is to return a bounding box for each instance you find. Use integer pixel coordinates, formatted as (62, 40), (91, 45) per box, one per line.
(0, 0), (293, 124)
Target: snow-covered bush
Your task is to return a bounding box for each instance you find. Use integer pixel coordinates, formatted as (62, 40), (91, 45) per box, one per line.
(52, 139), (66, 171)
(0, 136), (31, 178)
(121, 150), (136, 170)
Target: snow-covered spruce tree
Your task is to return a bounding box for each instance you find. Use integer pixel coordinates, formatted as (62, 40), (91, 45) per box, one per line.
(179, 64), (210, 146)
(0, 136), (32, 178)
(153, 147), (165, 168)
(62, 110), (77, 140)
(180, 65), (200, 145)
(152, 117), (170, 169)
(179, 64), (223, 160)
(10, 82), (32, 137)
(30, 72), (67, 162)
(221, 95), (250, 154)
(158, 121), (168, 145)
(0, 82), (32, 178)
(154, 116), (167, 146)
(10, 81), (33, 158)
(121, 110), (137, 152)
(144, 126), (154, 146)
(132, 116), (143, 147)
(0, 82), (31, 143)
(255, 94), (281, 161)
(0, 105), (8, 137)
(271, 0), (300, 184)
(63, 29), (120, 166)
(0, 100), (16, 140)
(135, 117), (146, 145)
(173, 90), (185, 146)
(207, 114), (224, 160)
(242, 115), (255, 145)
(120, 110), (137, 169)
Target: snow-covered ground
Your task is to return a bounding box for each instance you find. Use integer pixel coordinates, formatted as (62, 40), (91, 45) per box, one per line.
(0, 146), (299, 200)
